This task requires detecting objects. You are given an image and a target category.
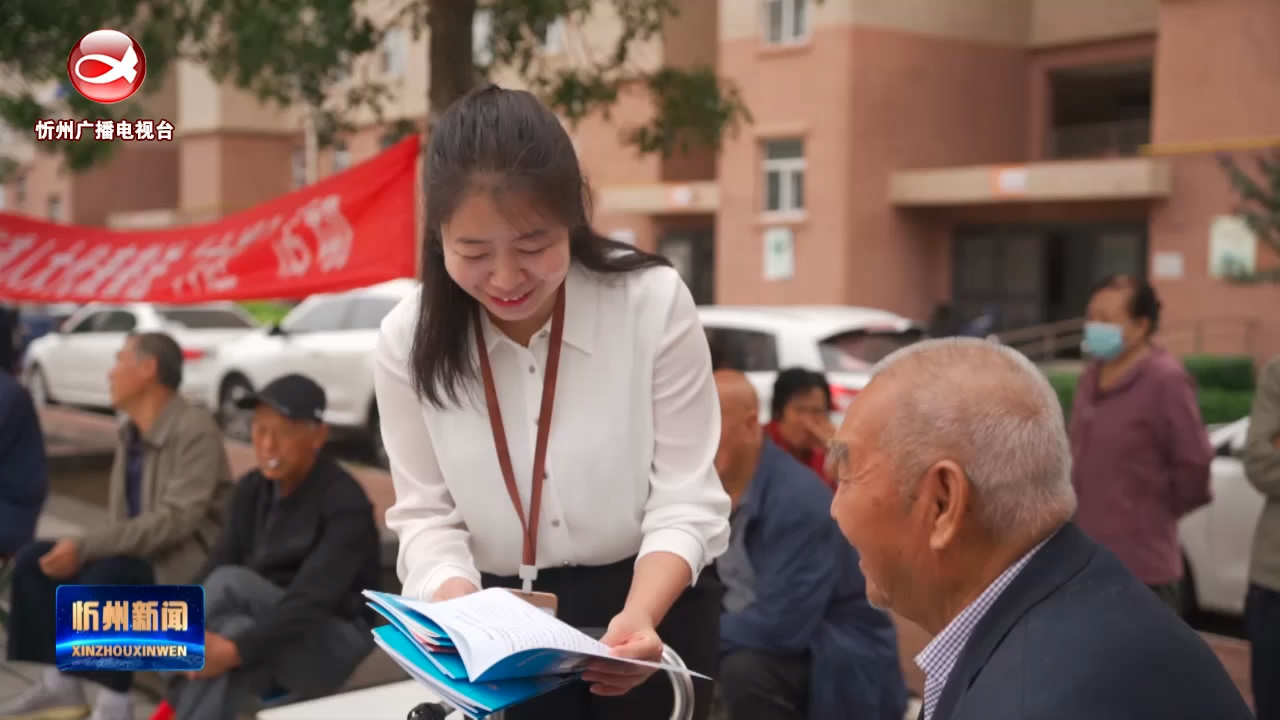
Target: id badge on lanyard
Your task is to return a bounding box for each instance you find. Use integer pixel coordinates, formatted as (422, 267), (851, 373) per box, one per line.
(476, 286), (566, 617)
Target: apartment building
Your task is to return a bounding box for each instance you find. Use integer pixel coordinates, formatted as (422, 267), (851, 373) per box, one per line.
(2, 0), (1277, 361)
(687, 0), (1279, 360)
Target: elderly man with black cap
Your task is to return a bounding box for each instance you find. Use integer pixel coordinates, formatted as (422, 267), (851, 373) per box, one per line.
(155, 374), (380, 720)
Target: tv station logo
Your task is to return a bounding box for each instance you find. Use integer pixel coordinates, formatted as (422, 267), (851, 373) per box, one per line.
(68, 29), (147, 104)
(55, 585), (205, 673)
(36, 29), (174, 144)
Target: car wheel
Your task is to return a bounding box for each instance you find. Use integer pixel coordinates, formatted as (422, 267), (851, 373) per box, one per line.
(218, 376), (255, 442)
(368, 405), (388, 469)
(28, 365), (52, 408)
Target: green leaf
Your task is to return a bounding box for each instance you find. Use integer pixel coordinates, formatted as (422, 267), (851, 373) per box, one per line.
(3, 0), (754, 174)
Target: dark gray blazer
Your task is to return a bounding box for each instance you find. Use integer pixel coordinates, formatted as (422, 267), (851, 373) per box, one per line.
(931, 523), (1251, 720)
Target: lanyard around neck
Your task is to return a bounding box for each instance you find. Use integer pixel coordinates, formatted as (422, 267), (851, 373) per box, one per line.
(475, 285), (567, 592)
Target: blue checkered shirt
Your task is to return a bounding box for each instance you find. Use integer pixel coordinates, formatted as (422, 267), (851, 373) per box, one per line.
(914, 537), (1050, 720)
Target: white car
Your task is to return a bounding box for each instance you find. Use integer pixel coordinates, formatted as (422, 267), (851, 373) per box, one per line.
(1180, 417), (1265, 617)
(206, 279), (419, 465)
(23, 302), (260, 410)
(697, 305), (926, 422)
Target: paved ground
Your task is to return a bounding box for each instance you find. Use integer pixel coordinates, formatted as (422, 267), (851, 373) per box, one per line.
(1, 493), (160, 719)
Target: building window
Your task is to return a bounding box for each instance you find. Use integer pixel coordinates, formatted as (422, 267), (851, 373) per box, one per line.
(14, 174), (26, 206)
(544, 17), (566, 53)
(333, 142), (351, 171)
(47, 194), (62, 221)
(0, 186), (6, 210)
(291, 148), (306, 188)
(761, 138), (805, 214)
(380, 28), (407, 77)
(473, 8), (494, 65)
(763, 0), (808, 45)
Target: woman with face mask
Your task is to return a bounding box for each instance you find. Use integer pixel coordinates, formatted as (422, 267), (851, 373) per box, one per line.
(1068, 273), (1214, 616)
(373, 85), (730, 720)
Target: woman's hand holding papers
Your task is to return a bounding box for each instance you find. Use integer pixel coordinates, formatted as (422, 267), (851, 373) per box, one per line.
(432, 576), (479, 602)
(583, 609), (663, 696)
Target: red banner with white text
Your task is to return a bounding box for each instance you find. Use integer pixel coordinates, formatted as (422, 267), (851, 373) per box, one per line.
(0, 135), (420, 304)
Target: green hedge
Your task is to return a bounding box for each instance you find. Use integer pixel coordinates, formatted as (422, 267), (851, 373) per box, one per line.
(1045, 354), (1255, 425)
(1182, 353), (1256, 392)
(239, 301), (292, 327)
(1198, 388), (1256, 425)
(1045, 370), (1079, 419)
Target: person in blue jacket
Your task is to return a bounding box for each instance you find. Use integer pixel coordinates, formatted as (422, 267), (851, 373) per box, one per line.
(0, 368), (48, 557)
(711, 370), (906, 720)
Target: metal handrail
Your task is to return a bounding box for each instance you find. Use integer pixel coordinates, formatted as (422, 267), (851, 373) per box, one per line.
(995, 314), (1260, 364)
(407, 643), (696, 720)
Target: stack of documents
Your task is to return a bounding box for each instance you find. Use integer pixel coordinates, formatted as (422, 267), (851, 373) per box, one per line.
(364, 588), (703, 719)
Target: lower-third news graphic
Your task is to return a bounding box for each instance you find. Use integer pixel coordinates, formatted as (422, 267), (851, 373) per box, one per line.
(55, 585), (205, 673)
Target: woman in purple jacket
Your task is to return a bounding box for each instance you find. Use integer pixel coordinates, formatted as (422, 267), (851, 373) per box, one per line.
(1069, 273), (1213, 615)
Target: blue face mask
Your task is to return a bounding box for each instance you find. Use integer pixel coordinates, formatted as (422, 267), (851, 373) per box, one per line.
(1082, 321), (1125, 359)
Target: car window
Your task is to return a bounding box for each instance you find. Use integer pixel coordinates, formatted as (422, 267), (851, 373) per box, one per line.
(283, 298), (349, 333)
(344, 297), (400, 330)
(67, 310), (135, 333)
(66, 312), (104, 334)
(704, 327), (779, 372)
(96, 311), (138, 332)
(819, 328), (925, 371)
(157, 308), (255, 329)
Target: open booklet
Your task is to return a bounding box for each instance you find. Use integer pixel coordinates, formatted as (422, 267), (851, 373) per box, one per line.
(364, 587), (708, 718)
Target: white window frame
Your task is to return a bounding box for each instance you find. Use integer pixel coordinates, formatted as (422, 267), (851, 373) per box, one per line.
(333, 141), (351, 172)
(291, 148), (306, 188)
(761, 138), (806, 215)
(762, 0), (809, 46)
(473, 8), (494, 65)
(380, 28), (407, 77)
(47, 194), (62, 221)
(544, 17), (566, 53)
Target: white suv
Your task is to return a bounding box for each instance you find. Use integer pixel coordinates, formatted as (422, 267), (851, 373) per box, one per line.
(697, 305), (926, 422)
(205, 279), (418, 466)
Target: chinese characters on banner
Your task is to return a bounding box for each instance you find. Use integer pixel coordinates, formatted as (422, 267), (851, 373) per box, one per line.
(0, 135), (420, 304)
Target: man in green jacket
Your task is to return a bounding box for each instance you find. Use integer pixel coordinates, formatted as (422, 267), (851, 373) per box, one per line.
(1246, 355), (1280, 720)
(1, 332), (232, 720)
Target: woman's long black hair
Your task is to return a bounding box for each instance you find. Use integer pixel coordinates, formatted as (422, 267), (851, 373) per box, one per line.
(410, 85), (671, 409)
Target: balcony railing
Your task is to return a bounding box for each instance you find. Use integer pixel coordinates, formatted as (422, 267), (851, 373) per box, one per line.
(1047, 119), (1152, 159)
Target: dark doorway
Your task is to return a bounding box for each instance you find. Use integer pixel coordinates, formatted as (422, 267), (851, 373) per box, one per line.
(658, 228), (715, 305)
(951, 223), (1147, 335)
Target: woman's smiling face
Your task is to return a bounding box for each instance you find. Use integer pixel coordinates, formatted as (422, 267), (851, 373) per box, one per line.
(440, 190), (572, 337)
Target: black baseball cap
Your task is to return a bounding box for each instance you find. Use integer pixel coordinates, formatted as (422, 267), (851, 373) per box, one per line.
(235, 374), (326, 423)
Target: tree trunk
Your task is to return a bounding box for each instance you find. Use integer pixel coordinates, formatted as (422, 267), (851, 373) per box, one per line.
(426, 0), (479, 130)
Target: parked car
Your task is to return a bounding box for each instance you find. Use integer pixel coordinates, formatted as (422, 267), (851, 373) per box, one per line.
(205, 279), (418, 466)
(22, 303), (260, 410)
(1180, 417), (1265, 618)
(16, 303), (80, 358)
(697, 305), (927, 422)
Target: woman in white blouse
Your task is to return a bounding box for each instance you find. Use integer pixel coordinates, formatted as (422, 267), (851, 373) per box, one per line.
(373, 85), (731, 720)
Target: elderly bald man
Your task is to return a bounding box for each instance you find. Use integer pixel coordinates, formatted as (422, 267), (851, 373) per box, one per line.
(829, 338), (1251, 720)
(711, 370), (905, 720)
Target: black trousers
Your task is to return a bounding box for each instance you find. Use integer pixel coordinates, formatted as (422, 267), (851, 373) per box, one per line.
(1247, 583), (1280, 720)
(717, 649), (809, 720)
(6, 540), (155, 693)
(482, 556), (721, 720)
